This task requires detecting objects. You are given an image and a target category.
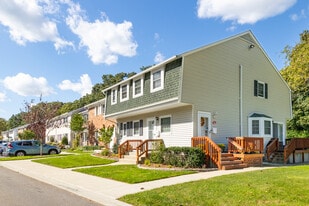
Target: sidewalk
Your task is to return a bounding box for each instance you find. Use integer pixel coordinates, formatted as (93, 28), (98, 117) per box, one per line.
(0, 160), (274, 206)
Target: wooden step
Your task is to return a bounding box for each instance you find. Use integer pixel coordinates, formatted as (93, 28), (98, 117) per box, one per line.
(221, 163), (247, 170)
(221, 160), (243, 165)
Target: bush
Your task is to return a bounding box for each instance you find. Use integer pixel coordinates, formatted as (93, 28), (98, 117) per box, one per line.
(61, 136), (68, 145)
(101, 148), (111, 156)
(83, 145), (101, 151)
(149, 146), (205, 168)
(112, 143), (118, 154)
(287, 130), (309, 138)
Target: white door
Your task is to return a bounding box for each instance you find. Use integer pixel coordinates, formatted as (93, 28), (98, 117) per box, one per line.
(147, 118), (156, 139)
(198, 112), (211, 137)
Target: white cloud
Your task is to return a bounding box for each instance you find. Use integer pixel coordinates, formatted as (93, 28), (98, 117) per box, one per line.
(3, 73), (55, 97)
(197, 0), (297, 24)
(0, 92), (7, 102)
(290, 9), (307, 21)
(154, 52), (165, 63)
(65, 2), (137, 65)
(0, 0), (73, 51)
(58, 74), (93, 96)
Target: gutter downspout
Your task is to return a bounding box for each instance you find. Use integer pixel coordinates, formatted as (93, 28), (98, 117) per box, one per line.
(239, 65), (243, 136)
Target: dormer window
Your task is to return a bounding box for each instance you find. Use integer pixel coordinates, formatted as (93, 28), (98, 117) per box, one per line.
(120, 84), (129, 102)
(151, 68), (164, 92)
(111, 88), (117, 105)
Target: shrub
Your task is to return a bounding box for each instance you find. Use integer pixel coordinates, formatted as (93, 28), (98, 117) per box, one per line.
(61, 136), (68, 145)
(83, 145), (101, 151)
(101, 148), (111, 156)
(149, 146), (205, 168)
(112, 143), (118, 154)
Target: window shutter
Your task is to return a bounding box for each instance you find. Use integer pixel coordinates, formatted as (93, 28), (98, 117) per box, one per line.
(265, 83), (268, 99)
(254, 80), (258, 96)
(120, 123), (123, 137)
(139, 120), (143, 136)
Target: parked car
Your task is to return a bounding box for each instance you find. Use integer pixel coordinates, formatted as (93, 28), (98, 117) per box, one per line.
(6, 140), (61, 156)
(0, 140), (7, 155)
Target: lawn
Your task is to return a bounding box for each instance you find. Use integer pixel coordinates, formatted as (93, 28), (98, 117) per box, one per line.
(32, 154), (116, 168)
(119, 165), (309, 206)
(74, 164), (196, 183)
(0, 154), (68, 161)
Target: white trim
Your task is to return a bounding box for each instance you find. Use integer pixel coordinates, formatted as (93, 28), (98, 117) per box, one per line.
(151, 68), (164, 93)
(159, 115), (172, 134)
(120, 84), (129, 102)
(111, 89), (117, 105)
(133, 77), (144, 98)
(248, 116), (273, 138)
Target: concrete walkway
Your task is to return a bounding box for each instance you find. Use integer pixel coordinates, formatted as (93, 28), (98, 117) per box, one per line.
(0, 160), (274, 206)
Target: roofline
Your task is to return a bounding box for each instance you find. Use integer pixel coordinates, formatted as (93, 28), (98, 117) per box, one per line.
(84, 98), (105, 108)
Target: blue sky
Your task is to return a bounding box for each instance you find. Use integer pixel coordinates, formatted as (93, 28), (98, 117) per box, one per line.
(0, 0), (308, 120)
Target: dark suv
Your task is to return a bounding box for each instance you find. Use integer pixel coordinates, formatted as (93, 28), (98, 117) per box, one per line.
(6, 140), (61, 156)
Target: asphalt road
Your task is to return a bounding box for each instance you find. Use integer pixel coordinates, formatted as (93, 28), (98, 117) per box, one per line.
(0, 166), (103, 206)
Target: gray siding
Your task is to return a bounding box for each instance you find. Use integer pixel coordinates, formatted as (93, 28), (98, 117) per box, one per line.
(180, 36), (291, 143)
(105, 58), (182, 116)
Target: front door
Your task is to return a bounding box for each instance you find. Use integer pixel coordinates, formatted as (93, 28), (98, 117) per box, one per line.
(147, 118), (156, 139)
(198, 112), (211, 137)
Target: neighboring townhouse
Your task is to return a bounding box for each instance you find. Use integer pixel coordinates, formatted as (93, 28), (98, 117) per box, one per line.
(103, 30), (292, 149)
(45, 107), (86, 145)
(1, 124), (28, 141)
(84, 99), (115, 147)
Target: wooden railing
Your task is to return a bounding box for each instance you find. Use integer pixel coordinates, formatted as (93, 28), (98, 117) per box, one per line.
(266, 138), (279, 161)
(191, 136), (222, 169)
(118, 139), (143, 158)
(136, 139), (164, 164)
(284, 138), (309, 163)
(227, 137), (264, 154)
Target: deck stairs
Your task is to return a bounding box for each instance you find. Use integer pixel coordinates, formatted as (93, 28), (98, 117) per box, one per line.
(220, 153), (247, 170)
(267, 141), (284, 164)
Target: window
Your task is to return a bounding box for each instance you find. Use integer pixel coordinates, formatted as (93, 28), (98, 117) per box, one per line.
(264, 120), (271, 135)
(151, 68), (164, 92)
(252, 120), (260, 135)
(111, 89), (117, 105)
(248, 113), (272, 137)
(160, 116), (171, 133)
(133, 78), (143, 98)
(95, 104), (104, 115)
(254, 80), (268, 99)
(133, 121), (140, 136)
(120, 84), (129, 102)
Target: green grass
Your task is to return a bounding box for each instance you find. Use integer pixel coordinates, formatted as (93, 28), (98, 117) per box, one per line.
(119, 165), (309, 206)
(0, 154), (68, 161)
(33, 154), (116, 168)
(74, 164), (196, 183)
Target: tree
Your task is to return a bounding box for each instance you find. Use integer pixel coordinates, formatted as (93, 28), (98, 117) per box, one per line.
(98, 124), (114, 149)
(280, 30), (309, 136)
(87, 121), (97, 146)
(22, 101), (63, 154)
(7, 113), (25, 129)
(70, 113), (85, 148)
(18, 129), (36, 140)
(0, 118), (8, 133)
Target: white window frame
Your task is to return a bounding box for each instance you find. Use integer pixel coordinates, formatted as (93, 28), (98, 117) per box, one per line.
(133, 120), (140, 136)
(120, 84), (129, 102)
(133, 77), (144, 98)
(160, 115), (171, 134)
(248, 117), (272, 138)
(151, 68), (164, 93)
(111, 88), (117, 105)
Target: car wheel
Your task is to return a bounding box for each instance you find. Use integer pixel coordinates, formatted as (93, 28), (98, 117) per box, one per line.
(16, 151), (25, 156)
(49, 150), (57, 155)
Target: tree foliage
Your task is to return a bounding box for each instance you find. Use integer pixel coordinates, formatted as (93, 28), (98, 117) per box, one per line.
(280, 30), (309, 134)
(18, 129), (36, 140)
(8, 113), (25, 129)
(22, 101), (63, 143)
(98, 124), (114, 149)
(70, 113), (85, 148)
(0, 118), (8, 133)
(87, 121), (97, 146)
